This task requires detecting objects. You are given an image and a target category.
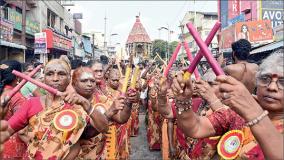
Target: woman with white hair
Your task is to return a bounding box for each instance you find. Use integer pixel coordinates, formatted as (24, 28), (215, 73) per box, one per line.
(169, 49), (283, 159)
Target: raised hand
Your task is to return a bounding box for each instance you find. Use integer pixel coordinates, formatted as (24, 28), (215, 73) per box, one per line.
(60, 91), (91, 112)
(194, 79), (218, 104)
(216, 75), (263, 121)
(126, 88), (139, 103)
(107, 96), (126, 117)
(171, 71), (193, 100)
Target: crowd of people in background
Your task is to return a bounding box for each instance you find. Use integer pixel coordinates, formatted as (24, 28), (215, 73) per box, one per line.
(0, 39), (283, 160)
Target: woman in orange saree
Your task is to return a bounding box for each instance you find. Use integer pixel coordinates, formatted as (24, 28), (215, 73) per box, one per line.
(1, 59), (108, 159)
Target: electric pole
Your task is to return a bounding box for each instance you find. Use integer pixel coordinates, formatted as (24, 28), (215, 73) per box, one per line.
(103, 12), (107, 54)
(22, 0), (27, 62)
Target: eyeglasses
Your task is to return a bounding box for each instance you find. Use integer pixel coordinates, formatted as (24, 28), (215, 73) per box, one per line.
(256, 74), (284, 90)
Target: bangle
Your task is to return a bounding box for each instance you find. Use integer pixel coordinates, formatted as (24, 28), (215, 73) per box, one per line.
(246, 110), (269, 127)
(88, 107), (95, 116)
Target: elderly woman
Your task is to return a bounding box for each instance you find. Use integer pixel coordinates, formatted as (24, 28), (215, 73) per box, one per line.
(0, 59), (109, 159)
(77, 67), (139, 160)
(171, 49), (283, 159)
(158, 70), (225, 159)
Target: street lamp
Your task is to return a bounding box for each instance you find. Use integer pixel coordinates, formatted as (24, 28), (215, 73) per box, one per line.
(159, 25), (171, 63)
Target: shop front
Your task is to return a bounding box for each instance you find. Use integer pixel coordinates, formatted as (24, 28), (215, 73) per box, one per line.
(43, 28), (72, 60)
(0, 17), (26, 62)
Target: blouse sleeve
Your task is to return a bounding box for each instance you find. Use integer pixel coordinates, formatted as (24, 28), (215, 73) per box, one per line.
(8, 97), (42, 132)
(8, 100), (31, 132)
(207, 108), (245, 136)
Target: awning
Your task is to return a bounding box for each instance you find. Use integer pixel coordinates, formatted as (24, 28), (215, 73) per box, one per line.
(0, 39), (27, 50)
(250, 41), (283, 54)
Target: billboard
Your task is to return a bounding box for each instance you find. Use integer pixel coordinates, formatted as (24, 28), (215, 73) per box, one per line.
(219, 20), (273, 51)
(260, 0), (284, 28)
(235, 20), (273, 43)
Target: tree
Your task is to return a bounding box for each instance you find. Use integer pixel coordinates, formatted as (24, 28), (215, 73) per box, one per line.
(169, 41), (179, 57)
(151, 40), (179, 59)
(151, 39), (168, 59)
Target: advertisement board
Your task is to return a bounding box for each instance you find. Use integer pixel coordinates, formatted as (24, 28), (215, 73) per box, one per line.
(0, 17), (14, 42)
(260, 0), (284, 28)
(8, 8), (40, 35)
(235, 20), (273, 43)
(34, 32), (47, 54)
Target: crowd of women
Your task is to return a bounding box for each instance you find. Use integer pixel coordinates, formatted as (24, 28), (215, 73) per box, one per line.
(0, 38), (283, 160)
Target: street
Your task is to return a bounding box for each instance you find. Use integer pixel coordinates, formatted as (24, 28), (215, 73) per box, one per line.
(130, 114), (161, 160)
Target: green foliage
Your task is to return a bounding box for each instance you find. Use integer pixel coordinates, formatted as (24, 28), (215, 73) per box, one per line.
(151, 40), (179, 60)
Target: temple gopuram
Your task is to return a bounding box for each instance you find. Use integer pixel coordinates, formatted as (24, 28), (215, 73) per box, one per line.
(126, 15), (152, 60)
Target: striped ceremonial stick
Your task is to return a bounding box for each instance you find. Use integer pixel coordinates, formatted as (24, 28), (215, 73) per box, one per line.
(182, 40), (200, 79)
(121, 66), (132, 95)
(184, 22), (221, 80)
(12, 70), (59, 95)
(186, 22), (224, 76)
(163, 42), (182, 77)
(4, 65), (42, 103)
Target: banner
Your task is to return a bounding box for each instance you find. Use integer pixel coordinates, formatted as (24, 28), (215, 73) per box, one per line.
(235, 20), (273, 43)
(34, 32), (47, 54)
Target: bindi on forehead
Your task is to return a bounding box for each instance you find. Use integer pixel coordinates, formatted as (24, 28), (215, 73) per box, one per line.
(80, 72), (94, 79)
(45, 63), (69, 72)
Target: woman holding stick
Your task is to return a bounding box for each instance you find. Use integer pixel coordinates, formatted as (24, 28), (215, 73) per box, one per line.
(0, 59), (109, 159)
(171, 49), (283, 159)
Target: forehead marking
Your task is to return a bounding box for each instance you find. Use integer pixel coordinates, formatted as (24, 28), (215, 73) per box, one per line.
(81, 72), (94, 79)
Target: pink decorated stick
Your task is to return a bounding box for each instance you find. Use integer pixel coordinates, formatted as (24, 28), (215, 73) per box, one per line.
(163, 42), (182, 77)
(182, 40), (200, 79)
(186, 22), (224, 75)
(12, 70), (58, 95)
(183, 22), (222, 80)
(6, 65), (42, 99)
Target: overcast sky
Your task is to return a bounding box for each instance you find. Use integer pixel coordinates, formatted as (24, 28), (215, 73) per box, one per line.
(67, 1), (217, 45)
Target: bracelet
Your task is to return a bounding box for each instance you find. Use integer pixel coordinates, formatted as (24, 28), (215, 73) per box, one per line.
(176, 105), (191, 115)
(88, 107), (95, 116)
(246, 110), (269, 127)
(175, 99), (192, 115)
(175, 99), (192, 106)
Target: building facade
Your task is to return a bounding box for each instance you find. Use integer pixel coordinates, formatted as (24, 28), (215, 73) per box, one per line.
(180, 11), (218, 56)
(0, 0), (75, 63)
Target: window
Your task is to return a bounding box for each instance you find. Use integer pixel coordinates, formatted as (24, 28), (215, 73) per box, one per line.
(47, 9), (56, 28)
(1, 7), (8, 19)
(15, 7), (22, 14)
